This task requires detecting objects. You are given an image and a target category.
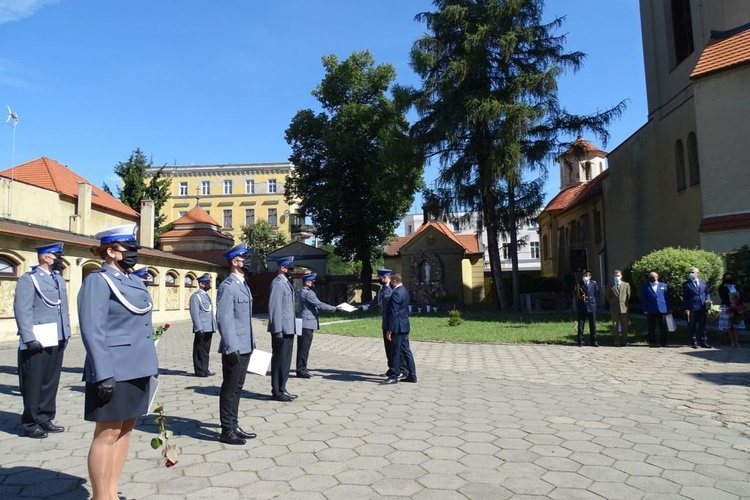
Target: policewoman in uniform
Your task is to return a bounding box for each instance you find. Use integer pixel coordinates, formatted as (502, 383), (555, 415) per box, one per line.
(296, 273), (338, 378)
(216, 243), (256, 445)
(268, 256), (297, 402)
(13, 242), (71, 439)
(190, 273), (217, 377)
(78, 224), (158, 500)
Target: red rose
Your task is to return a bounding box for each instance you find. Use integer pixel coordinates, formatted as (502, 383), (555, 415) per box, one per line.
(164, 323), (170, 329)
(165, 459), (178, 468)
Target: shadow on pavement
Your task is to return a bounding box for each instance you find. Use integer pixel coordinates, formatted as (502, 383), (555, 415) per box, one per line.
(682, 347), (750, 363)
(0, 466), (88, 499)
(688, 372), (750, 386)
(0, 364), (18, 375)
(157, 368), (192, 377)
(314, 368), (384, 383)
(0, 408), (22, 436)
(138, 414), (221, 442)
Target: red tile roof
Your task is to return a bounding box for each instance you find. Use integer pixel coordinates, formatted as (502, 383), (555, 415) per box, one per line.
(0, 157), (139, 218)
(691, 26), (750, 80)
(541, 170), (608, 213)
(698, 212), (750, 233)
(386, 221), (481, 257)
(172, 206), (221, 227)
(158, 228), (233, 240)
(559, 137), (606, 159)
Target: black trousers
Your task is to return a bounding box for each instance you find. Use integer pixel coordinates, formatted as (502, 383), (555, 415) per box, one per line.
(577, 311), (597, 345)
(647, 313), (669, 345)
(219, 352), (250, 434)
(18, 341), (65, 429)
(296, 328), (313, 373)
(193, 332), (214, 376)
(271, 334), (294, 396)
(389, 332), (416, 380)
(687, 309), (708, 345)
(382, 329), (394, 375)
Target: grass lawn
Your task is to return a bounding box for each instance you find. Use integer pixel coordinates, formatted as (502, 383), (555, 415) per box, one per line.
(317, 309), (718, 346)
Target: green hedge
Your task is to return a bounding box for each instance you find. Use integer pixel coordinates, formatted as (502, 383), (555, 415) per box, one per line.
(630, 247), (723, 308)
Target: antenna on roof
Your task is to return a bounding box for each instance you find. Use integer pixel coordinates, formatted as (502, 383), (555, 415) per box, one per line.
(3, 106), (18, 218)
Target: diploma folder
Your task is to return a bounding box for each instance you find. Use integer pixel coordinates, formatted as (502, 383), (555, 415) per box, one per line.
(247, 349), (272, 376)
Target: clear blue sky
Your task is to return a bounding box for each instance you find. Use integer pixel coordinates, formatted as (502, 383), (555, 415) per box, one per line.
(1, 0), (646, 210)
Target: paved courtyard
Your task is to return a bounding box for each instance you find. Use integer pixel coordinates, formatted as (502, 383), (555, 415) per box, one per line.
(1, 318), (749, 499)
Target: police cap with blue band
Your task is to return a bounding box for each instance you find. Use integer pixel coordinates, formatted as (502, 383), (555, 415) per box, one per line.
(132, 268), (150, 278)
(35, 242), (64, 255)
(197, 273), (211, 282)
(95, 224), (141, 248)
(376, 269), (392, 276)
(302, 273), (317, 282)
(276, 256), (294, 269)
(223, 242), (249, 261)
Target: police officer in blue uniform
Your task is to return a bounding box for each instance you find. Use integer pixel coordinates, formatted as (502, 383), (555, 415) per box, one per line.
(297, 274), (338, 378)
(190, 273), (217, 377)
(14, 242), (71, 438)
(268, 256), (297, 402)
(216, 243), (257, 445)
(78, 224), (159, 499)
(132, 267), (150, 281)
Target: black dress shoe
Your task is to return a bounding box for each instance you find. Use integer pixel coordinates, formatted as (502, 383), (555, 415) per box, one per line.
(39, 421), (65, 433)
(283, 390), (298, 399)
(234, 427), (257, 439)
(398, 372), (409, 380)
(24, 426), (48, 439)
(383, 378), (398, 384)
(700, 343), (712, 348)
(273, 393), (293, 402)
(296, 371), (312, 379)
(402, 376), (417, 383)
(219, 431), (246, 445)
(592, 342), (600, 347)
(691, 344), (698, 349)
(661, 343), (668, 348)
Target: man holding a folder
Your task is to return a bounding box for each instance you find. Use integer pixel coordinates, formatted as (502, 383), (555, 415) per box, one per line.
(13, 242), (71, 439)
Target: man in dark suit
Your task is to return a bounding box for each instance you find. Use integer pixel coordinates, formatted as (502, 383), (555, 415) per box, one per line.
(14, 242), (71, 438)
(216, 243), (256, 445)
(642, 271), (673, 347)
(361, 269), (400, 378)
(190, 273), (217, 377)
(297, 274), (338, 378)
(575, 270), (599, 347)
(383, 274), (416, 384)
(683, 266), (711, 348)
(267, 256), (297, 402)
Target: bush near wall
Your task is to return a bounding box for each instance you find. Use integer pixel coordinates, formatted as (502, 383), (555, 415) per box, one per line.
(630, 247), (723, 308)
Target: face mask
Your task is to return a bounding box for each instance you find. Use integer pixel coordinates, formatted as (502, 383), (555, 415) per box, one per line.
(51, 257), (65, 272)
(689, 272), (696, 279)
(724, 277), (733, 283)
(614, 276), (621, 283)
(582, 276), (589, 283)
(118, 250), (139, 270)
(203, 283), (212, 291)
(241, 261), (253, 275)
(649, 276), (657, 283)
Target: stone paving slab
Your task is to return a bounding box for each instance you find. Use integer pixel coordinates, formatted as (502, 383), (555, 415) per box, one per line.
(0, 318), (749, 499)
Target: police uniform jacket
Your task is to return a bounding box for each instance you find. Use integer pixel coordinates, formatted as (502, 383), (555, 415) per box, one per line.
(190, 289), (217, 333)
(299, 286), (336, 330)
(361, 285), (393, 330)
(267, 274), (295, 335)
(14, 267), (71, 345)
(78, 263), (158, 383)
(216, 274), (254, 355)
(386, 285), (410, 334)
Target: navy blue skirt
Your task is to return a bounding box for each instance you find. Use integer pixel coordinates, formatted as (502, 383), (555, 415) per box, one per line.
(84, 377), (150, 422)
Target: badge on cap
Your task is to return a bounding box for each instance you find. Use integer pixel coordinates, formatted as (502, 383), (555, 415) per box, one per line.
(95, 224), (141, 247)
(35, 242), (64, 255)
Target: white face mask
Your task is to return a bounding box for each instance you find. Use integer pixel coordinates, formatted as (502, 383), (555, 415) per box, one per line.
(614, 276), (621, 283)
(582, 276), (589, 284)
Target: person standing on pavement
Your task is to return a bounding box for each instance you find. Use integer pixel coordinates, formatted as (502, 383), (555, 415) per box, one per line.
(268, 256), (298, 402)
(642, 271), (673, 347)
(216, 243), (257, 445)
(575, 270), (599, 347)
(384, 274), (416, 384)
(361, 269), (400, 378)
(13, 242), (71, 439)
(190, 273), (217, 377)
(718, 272), (745, 347)
(78, 224), (159, 500)
(296, 274), (338, 378)
(605, 269), (631, 347)
(683, 266), (712, 349)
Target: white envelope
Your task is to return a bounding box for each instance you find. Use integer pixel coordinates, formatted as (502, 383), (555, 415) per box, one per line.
(665, 313), (677, 332)
(32, 323), (59, 348)
(247, 349), (272, 376)
(295, 318), (303, 336)
(337, 302), (357, 313)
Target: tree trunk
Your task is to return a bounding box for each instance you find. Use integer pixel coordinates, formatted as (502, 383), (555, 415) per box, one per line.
(508, 181), (521, 313)
(359, 249), (374, 303)
(484, 200), (509, 311)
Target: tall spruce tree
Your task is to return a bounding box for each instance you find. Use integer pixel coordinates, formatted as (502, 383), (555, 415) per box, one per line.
(410, 0), (625, 310)
(285, 51), (423, 300)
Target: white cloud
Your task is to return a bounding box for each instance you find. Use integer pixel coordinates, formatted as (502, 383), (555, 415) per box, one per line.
(0, 0), (61, 25)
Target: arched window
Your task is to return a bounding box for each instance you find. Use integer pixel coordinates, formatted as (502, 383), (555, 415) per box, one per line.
(0, 256), (17, 276)
(185, 274), (196, 288)
(675, 140), (686, 191)
(165, 272), (178, 287)
(687, 131), (700, 186)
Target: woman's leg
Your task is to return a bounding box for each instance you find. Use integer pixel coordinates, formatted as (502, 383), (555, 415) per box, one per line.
(88, 421), (124, 500)
(109, 418), (137, 499)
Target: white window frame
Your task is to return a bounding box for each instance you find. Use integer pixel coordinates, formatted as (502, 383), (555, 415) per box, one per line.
(246, 179), (255, 194)
(223, 180), (233, 195)
(201, 180), (210, 196)
(179, 182), (188, 196)
(268, 178), (277, 194)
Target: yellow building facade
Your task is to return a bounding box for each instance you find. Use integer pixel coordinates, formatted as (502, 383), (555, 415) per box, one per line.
(146, 162), (299, 243)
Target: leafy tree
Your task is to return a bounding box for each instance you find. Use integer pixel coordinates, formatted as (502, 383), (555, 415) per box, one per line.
(101, 182), (113, 196)
(321, 243), (360, 276)
(240, 219), (288, 271)
(285, 51), (423, 300)
(631, 247), (723, 308)
(113, 148), (171, 235)
(409, 0), (625, 310)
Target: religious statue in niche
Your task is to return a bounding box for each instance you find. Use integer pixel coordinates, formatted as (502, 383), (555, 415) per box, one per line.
(423, 261), (431, 283)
